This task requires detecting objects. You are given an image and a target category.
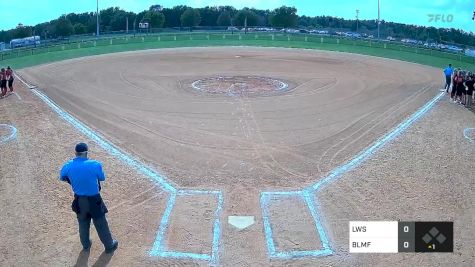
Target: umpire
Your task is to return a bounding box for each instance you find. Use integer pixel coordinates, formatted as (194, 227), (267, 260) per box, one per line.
(60, 142), (118, 253)
(443, 64), (454, 93)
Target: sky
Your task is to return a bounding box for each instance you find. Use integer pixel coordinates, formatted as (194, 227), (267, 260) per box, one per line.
(1, 0), (474, 32)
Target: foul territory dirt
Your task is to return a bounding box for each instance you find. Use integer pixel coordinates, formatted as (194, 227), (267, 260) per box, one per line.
(0, 47), (472, 266)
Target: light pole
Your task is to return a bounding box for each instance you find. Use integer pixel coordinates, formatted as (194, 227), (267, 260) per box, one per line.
(96, 0), (100, 37)
(133, 17), (137, 37)
(356, 9), (360, 32)
(377, 0), (380, 39)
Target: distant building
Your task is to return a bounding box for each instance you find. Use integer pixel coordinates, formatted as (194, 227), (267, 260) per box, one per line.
(16, 23), (24, 28)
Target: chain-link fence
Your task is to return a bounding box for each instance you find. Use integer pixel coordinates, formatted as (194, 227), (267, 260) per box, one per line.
(1, 28), (474, 66)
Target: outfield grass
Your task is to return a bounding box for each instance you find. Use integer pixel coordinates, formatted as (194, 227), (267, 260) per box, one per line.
(1, 33), (474, 70)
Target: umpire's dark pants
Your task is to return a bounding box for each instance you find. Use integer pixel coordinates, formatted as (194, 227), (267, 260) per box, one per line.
(445, 75), (451, 92)
(75, 195), (114, 250)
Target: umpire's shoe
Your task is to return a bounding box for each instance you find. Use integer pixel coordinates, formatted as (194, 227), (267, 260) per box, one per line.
(105, 240), (118, 254)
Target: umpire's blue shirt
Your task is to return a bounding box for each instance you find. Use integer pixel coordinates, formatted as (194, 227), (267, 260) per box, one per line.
(444, 67), (454, 76)
(60, 157), (105, 196)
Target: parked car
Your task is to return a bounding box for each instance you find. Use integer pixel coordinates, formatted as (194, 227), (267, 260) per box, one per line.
(309, 30), (329, 35)
(465, 49), (475, 57)
(446, 45), (463, 53)
(345, 32), (362, 38)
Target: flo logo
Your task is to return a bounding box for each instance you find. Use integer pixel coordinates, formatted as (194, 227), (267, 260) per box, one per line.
(427, 14), (453, 23)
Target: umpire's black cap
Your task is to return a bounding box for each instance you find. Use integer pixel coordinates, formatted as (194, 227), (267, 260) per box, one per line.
(75, 142), (88, 153)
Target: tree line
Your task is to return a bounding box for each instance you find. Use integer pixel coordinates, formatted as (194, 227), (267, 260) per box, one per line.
(1, 5), (473, 47)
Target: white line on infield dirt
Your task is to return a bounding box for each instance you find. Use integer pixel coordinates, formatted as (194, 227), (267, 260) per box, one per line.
(14, 73), (37, 89)
(13, 92), (22, 100)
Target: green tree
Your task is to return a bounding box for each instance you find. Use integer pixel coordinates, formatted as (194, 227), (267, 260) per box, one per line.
(248, 8), (269, 26)
(73, 23), (87, 34)
(33, 23), (50, 38)
(180, 8), (201, 30)
(217, 11), (232, 26)
(269, 6), (298, 28)
(233, 9), (259, 27)
(199, 6), (220, 26)
(55, 16), (74, 36)
(13, 26), (33, 39)
(134, 10), (148, 29)
(143, 10), (165, 28)
(0, 3), (474, 47)
(163, 5), (189, 27)
(109, 11), (127, 31)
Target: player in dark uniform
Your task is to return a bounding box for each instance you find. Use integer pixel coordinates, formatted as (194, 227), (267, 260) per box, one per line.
(465, 74), (474, 108)
(6, 66), (14, 94)
(460, 72), (467, 105)
(456, 72), (465, 104)
(453, 71), (464, 104)
(0, 68), (7, 98)
(451, 70), (458, 101)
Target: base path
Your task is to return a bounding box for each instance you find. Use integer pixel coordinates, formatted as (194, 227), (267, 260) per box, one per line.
(21, 47), (441, 189)
(4, 47), (468, 266)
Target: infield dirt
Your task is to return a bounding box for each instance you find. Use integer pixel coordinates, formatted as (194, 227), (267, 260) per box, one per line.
(1, 47), (473, 266)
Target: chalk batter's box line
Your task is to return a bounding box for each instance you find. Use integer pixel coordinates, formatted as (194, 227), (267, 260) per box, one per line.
(24, 84), (223, 266)
(260, 191), (333, 259)
(260, 91), (444, 260)
(150, 190), (224, 266)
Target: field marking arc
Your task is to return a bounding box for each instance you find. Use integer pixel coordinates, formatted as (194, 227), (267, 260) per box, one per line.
(464, 128), (475, 142)
(15, 74), (223, 266)
(0, 124), (18, 144)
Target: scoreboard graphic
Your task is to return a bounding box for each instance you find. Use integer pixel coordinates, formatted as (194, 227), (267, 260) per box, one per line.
(349, 221), (453, 253)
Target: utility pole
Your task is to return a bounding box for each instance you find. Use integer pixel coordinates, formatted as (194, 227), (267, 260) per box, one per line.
(356, 9), (360, 32)
(126, 17), (129, 34)
(96, 0), (100, 37)
(377, 0), (380, 39)
(133, 17), (137, 37)
(244, 16), (248, 34)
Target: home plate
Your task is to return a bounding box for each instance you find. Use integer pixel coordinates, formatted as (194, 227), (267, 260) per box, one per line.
(228, 216), (255, 230)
